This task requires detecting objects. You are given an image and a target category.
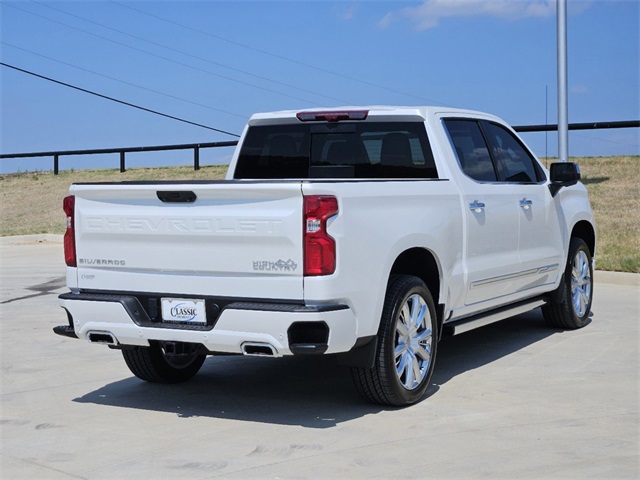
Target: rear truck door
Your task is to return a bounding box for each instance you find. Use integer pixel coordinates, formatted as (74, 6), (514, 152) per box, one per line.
(443, 118), (521, 306)
(70, 182), (304, 301)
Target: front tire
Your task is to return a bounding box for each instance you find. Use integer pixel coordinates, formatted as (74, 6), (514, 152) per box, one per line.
(542, 237), (593, 329)
(352, 275), (438, 407)
(122, 341), (206, 383)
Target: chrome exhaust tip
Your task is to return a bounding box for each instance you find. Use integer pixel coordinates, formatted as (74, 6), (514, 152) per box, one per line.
(87, 331), (117, 345)
(241, 342), (278, 357)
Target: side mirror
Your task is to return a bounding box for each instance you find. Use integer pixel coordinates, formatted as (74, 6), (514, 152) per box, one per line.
(549, 162), (580, 197)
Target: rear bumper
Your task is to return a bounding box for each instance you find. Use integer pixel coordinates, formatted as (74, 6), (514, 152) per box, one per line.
(57, 292), (358, 356)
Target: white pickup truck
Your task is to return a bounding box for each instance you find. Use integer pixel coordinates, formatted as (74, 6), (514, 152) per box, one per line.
(55, 106), (595, 406)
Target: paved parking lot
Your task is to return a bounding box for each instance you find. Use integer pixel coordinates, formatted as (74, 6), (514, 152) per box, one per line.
(1, 236), (638, 479)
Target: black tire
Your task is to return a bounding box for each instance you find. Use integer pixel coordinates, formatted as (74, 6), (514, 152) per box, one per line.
(122, 341), (206, 383)
(352, 275), (438, 407)
(542, 237), (593, 329)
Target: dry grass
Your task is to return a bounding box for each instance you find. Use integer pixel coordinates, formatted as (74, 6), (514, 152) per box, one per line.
(573, 156), (639, 273)
(1, 158), (638, 272)
(0, 165), (228, 236)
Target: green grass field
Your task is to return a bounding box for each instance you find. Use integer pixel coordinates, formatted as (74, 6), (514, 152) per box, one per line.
(1, 158), (638, 272)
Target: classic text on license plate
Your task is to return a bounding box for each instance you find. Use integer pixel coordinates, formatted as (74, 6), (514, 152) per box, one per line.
(161, 298), (206, 324)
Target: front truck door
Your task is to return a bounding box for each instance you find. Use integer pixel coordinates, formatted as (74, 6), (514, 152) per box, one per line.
(516, 183), (564, 290)
(479, 120), (564, 293)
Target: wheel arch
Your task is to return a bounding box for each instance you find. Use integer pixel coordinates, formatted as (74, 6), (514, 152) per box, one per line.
(571, 220), (596, 258)
(389, 247), (444, 338)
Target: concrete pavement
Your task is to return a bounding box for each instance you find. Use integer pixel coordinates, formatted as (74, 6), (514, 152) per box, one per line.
(1, 236), (638, 479)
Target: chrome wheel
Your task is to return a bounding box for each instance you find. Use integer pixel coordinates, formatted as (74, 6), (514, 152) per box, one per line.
(571, 250), (592, 318)
(394, 293), (433, 390)
(351, 275), (438, 406)
(542, 237), (593, 330)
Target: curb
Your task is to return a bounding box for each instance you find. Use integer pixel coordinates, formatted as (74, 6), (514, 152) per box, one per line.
(594, 270), (639, 287)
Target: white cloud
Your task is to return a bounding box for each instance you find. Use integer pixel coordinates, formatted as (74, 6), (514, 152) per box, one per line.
(378, 12), (394, 29)
(340, 4), (359, 21)
(381, 0), (561, 31)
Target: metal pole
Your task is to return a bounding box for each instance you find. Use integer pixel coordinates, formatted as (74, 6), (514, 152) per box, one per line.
(54, 154), (59, 175)
(557, 0), (569, 162)
(194, 146), (200, 170)
(120, 151), (126, 172)
(545, 85), (548, 163)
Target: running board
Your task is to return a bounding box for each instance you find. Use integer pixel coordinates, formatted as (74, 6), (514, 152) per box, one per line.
(443, 297), (547, 336)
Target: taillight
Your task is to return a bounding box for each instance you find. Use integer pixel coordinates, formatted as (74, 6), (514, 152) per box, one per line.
(304, 195), (338, 276)
(63, 195), (76, 267)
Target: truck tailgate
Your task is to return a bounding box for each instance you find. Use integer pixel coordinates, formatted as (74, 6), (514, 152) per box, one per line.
(70, 182), (304, 300)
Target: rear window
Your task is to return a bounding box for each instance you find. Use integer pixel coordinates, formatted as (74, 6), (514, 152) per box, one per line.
(233, 122), (438, 179)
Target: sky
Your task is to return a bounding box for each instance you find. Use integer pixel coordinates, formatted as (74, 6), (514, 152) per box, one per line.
(0, 0), (638, 173)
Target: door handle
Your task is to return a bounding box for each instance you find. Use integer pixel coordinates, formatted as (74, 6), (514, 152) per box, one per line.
(157, 191), (197, 203)
(469, 200), (485, 213)
(519, 198), (533, 209)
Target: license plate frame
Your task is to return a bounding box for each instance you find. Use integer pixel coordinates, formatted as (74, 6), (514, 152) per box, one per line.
(160, 298), (207, 325)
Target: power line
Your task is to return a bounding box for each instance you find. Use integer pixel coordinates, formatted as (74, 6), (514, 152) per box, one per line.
(5, 2), (326, 106)
(2, 42), (248, 120)
(108, 0), (445, 105)
(0, 62), (241, 138)
(31, 0), (350, 105)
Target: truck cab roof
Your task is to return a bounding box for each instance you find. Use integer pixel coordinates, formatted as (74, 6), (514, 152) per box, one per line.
(247, 106), (504, 126)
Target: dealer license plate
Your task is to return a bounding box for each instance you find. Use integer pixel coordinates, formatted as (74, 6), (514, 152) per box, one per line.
(161, 298), (206, 324)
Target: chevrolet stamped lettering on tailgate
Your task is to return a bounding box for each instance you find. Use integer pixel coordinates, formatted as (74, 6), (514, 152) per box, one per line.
(84, 216), (284, 234)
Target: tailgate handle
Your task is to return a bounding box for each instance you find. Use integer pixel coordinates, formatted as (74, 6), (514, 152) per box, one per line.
(156, 191), (197, 203)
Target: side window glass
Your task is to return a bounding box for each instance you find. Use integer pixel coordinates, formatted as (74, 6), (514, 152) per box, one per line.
(443, 119), (497, 182)
(482, 122), (540, 183)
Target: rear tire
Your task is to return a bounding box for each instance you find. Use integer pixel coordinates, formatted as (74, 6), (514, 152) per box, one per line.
(542, 237), (593, 329)
(122, 341), (206, 383)
(352, 275), (438, 407)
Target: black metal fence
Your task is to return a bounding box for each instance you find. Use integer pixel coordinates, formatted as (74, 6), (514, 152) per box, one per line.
(0, 140), (238, 174)
(513, 120), (639, 133)
(1, 120), (638, 174)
